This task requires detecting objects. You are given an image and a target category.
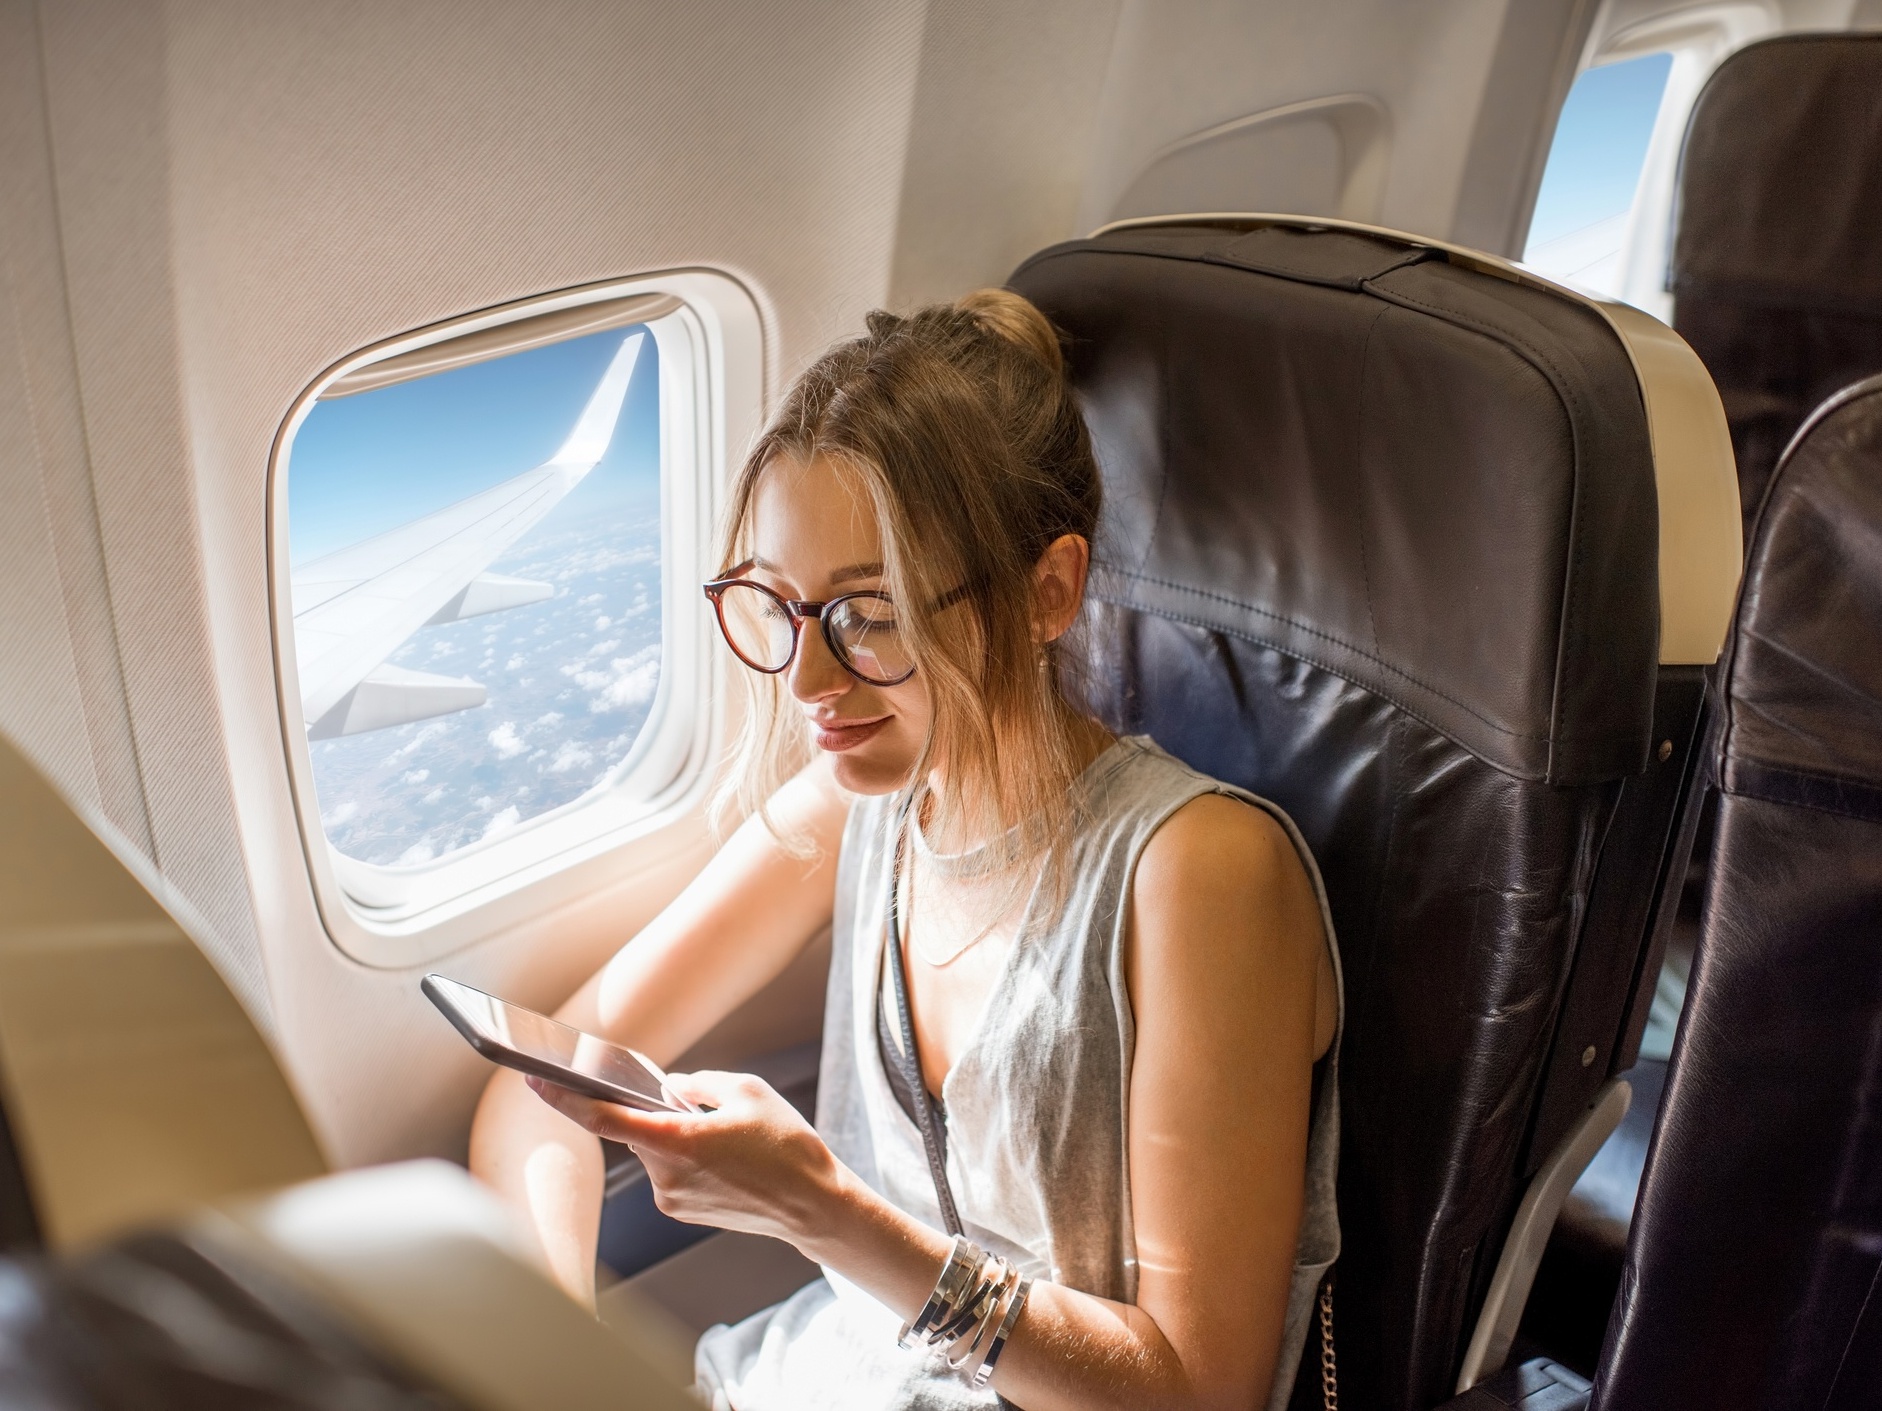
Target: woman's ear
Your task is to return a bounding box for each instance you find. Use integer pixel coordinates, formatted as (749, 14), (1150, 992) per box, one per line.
(1033, 533), (1091, 643)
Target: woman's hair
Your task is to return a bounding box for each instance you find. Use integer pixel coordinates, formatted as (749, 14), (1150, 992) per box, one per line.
(715, 288), (1101, 869)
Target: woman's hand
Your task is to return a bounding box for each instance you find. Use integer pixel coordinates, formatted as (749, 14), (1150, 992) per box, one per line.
(525, 1072), (845, 1248)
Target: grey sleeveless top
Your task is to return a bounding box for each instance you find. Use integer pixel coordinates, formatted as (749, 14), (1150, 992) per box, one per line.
(695, 737), (1343, 1411)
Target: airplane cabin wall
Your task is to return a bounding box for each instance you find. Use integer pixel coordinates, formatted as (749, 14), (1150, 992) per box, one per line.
(0, 0), (1854, 1167)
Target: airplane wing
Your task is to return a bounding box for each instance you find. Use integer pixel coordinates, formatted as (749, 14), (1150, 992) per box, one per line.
(291, 331), (644, 740)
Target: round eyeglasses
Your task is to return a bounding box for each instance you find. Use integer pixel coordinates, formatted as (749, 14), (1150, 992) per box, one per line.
(703, 578), (917, 687)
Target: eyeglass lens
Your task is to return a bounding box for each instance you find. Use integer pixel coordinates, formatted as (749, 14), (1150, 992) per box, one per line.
(714, 583), (914, 686)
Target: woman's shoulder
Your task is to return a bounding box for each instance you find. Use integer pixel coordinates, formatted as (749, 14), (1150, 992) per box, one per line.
(1098, 738), (1319, 902)
(1089, 734), (1253, 814)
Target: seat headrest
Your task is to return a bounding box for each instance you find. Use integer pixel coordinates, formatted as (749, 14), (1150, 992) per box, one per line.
(1013, 221), (1710, 784)
(1721, 374), (1882, 814)
(1673, 35), (1882, 316)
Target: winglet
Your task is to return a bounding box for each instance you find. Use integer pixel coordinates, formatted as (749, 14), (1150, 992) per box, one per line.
(547, 331), (645, 467)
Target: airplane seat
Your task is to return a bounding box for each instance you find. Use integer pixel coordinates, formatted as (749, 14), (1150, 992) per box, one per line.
(0, 729), (325, 1254)
(1528, 35), (1882, 1357)
(1591, 373), (1882, 1411)
(0, 735), (693, 1406)
(1009, 217), (1738, 1410)
(1670, 33), (1882, 526)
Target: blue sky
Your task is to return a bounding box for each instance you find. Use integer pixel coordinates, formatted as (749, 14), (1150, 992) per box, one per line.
(289, 326), (661, 563)
(289, 323), (668, 865)
(1526, 52), (1673, 252)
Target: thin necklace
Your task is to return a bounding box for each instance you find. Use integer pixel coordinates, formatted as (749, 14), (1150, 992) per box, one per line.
(897, 805), (1034, 968)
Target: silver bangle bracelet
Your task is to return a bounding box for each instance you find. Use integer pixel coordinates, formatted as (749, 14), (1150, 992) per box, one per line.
(971, 1273), (1032, 1387)
(947, 1262), (1018, 1375)
(897, 1236), (1032, 1388)
(899, 1235), (980, 1350)
(934, 1256), (1005, 1346)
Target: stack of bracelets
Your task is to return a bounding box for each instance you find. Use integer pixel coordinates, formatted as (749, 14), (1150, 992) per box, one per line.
(899, 1235), (1033, 1388)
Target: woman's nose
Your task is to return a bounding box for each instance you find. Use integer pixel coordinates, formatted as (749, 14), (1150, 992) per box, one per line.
(787, 620), (849, 703)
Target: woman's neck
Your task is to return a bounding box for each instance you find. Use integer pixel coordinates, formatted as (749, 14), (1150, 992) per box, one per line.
(920, 709), (1114, 854)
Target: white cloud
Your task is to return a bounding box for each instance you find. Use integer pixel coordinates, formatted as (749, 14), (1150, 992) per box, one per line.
(401, 769), (430, 785)
(422, 787), (445, 805)
(475, 794), (496, 810)
(579, 593), (603, 606)
(481, 805), (522, 840)
(590, 646), (661, 712)
(505, 654), (526, 671)
(397, 840), (436, 866)
(534, 711), (564, 727)
(322, 800), (358, 827)
(587, 638), (621, 657)
(548, 740), (595, 774)
(489, 722), (526, 758)
(594, 615), (613, 630)
(386, 721), (449, 763)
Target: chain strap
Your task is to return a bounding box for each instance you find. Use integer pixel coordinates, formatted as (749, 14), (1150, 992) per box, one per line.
(1318, 1273), (1339, 1411)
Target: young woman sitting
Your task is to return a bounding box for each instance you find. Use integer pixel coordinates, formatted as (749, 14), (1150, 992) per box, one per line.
(469, 289), (1342, 1411)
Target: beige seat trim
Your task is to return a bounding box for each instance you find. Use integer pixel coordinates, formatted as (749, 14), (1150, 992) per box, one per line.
(1092, 213), (1745, 665)
(0, 731), (325, 1247)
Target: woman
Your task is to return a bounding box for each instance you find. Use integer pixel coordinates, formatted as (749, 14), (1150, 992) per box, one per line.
(470, 290), (1342, 1411)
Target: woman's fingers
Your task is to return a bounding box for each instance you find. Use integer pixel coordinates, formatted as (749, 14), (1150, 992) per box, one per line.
(524, 1077), (687, 1147)
(664, 1068), (767, 1111)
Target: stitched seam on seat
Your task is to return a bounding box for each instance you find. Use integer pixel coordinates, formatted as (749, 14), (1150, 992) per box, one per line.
(1092, 572), (1551, 742)
(1087, 588), (1494, 752)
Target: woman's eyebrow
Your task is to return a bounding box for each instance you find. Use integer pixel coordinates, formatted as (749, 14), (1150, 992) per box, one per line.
(829, 561), (885, 585)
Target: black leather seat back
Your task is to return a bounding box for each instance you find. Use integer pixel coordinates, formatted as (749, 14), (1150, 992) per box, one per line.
(1671, 35), (1882, 522)
(1593, 376), (1882, 1411)
(1011, 224), (1664, 1411)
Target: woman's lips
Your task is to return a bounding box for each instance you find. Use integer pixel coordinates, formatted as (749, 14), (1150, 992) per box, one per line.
(812, 715), (890, 752)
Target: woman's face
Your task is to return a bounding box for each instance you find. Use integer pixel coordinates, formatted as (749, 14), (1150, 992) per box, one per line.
(745, 455), (932, 796)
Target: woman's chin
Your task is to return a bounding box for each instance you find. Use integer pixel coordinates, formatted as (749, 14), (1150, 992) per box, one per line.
(825, 746), (914, 797)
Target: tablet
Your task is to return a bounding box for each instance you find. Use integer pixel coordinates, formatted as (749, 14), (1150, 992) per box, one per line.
(422, 974), (697, 1113)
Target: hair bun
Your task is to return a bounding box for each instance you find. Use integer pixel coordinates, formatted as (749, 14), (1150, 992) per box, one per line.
(954, 288), (1065, 379)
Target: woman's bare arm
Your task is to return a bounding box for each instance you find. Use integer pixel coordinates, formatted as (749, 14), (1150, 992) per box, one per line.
(532, 791), (1331, 1409)
(468, 757), (851, 1303)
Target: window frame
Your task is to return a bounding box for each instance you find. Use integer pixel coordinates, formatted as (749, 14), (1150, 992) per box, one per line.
(268, 269), (764, 966)
(1525, 5), (1781, 318)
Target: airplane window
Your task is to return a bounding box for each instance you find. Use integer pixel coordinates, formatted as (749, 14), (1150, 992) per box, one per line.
(285, 318), (665, 870)
(1523, 52), (1675, 297)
